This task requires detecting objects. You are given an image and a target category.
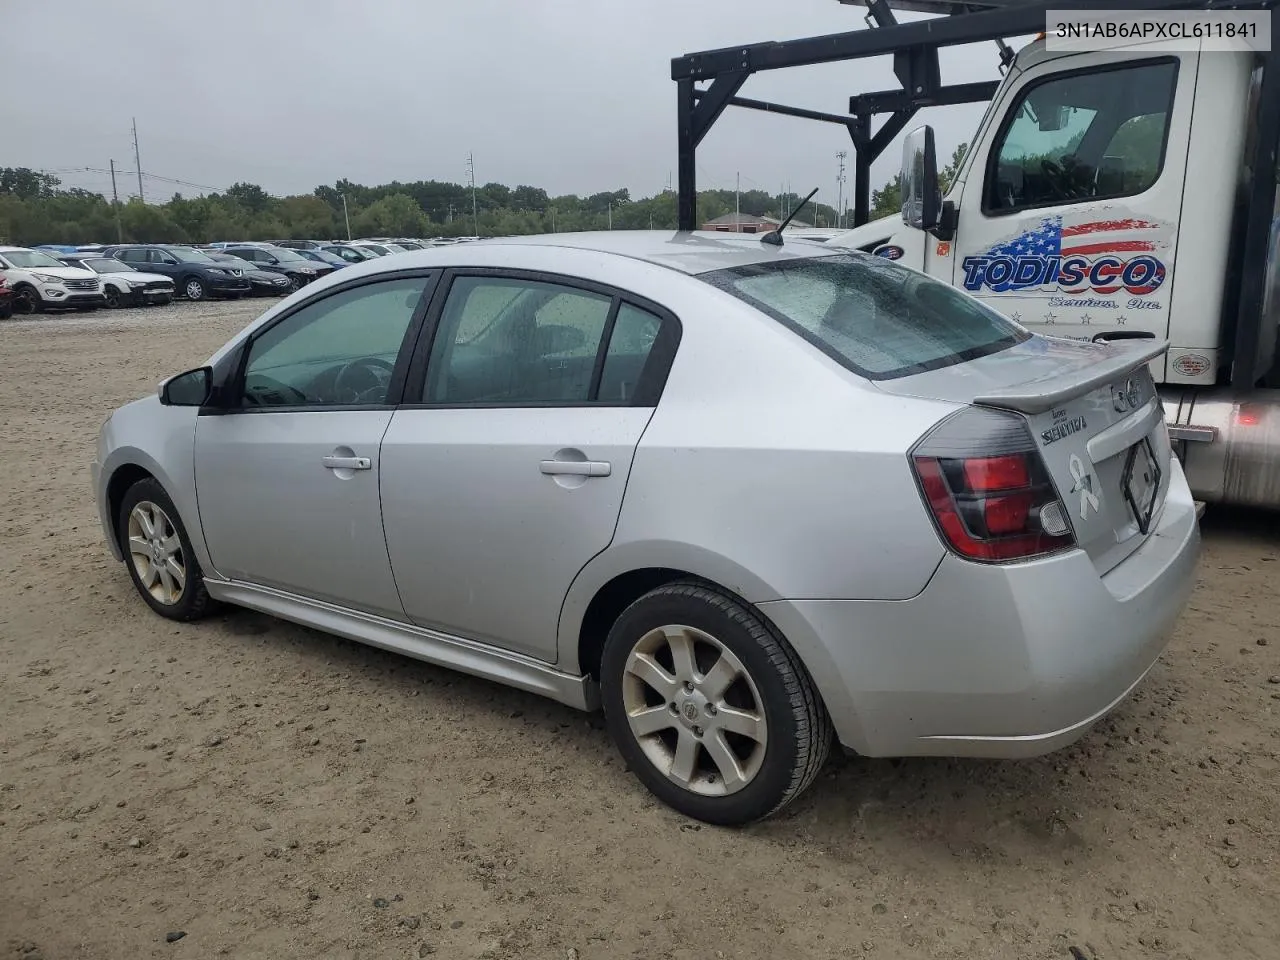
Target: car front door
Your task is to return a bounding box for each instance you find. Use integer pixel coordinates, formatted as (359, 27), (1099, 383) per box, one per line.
(194, 272), (437, 619)
(379, 270), (679, 661)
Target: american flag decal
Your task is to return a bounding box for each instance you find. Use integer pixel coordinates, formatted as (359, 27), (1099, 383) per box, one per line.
(961, 214), (1169, 296)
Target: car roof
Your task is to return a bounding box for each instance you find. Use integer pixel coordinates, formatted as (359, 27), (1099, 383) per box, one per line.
(475, 230), (839, 275)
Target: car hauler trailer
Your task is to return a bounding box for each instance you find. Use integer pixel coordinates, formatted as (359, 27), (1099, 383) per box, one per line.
(673, 0), (1280, 509)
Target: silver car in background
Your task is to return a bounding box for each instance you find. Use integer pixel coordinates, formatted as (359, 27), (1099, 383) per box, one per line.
(91, 232), (1200, 825)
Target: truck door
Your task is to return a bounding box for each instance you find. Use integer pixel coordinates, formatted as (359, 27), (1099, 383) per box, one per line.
(950, 45), (1198, 350)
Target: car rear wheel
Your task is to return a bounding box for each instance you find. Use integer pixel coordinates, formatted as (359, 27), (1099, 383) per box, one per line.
(118, 478), (214, 622)
(600, 581), (831, 825)
(183, 277), (207, 301)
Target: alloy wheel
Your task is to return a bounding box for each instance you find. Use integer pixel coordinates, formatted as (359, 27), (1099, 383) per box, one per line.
(126, 501), (186, 606)
(14, 288), (38, 314)
(620, 624), (768, 797)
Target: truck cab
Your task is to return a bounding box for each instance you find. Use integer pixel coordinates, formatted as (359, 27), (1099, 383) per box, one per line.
(833, 34), (1251, 388)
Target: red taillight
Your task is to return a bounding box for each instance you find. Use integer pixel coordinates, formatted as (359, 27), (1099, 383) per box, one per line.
(962, 454), (1029, 492)
(910, 408), (1075, 563)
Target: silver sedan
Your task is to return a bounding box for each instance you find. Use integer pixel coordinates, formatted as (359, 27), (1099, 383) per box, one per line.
(92, 232), (1200, 825)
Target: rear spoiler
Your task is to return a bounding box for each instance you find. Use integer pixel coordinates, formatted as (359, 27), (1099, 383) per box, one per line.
(973, 339), (1169, 415)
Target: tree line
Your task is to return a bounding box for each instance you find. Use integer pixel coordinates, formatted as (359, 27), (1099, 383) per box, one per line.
(0, 167), (864, 247)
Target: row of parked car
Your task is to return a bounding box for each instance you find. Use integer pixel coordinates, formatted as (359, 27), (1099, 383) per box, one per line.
(0, 236), (480, 315)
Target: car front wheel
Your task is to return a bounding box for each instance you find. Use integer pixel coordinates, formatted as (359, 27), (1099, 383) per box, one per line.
(183, 277), (207, 301)
(600, 581), (831, 825)
(104, 286), (122, 308)
(13, 285), (41, 314)
(118, 477), (214, 622)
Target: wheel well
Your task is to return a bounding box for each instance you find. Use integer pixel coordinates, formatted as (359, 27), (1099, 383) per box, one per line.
(106, 464), (156, 548)
(576, 567), (697, 680)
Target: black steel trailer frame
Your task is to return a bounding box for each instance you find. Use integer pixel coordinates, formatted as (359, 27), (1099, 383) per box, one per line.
(671, 0), (1280, 388)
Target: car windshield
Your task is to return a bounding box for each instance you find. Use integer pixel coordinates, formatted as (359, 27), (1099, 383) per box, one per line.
(166, 247), (216, 264)
(2, 249), (65, 268)
(215, 256), (255, 270)
(83, 258), (133, 274)
(264, 248), (309, 263)
(700, 253), (1029, 380)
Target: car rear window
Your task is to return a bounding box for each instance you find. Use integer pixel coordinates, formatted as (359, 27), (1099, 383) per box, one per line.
(700, 253), (1029, 380)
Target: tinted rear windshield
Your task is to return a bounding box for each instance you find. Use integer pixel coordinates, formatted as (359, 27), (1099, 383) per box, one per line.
(700, 253), (1029, 380)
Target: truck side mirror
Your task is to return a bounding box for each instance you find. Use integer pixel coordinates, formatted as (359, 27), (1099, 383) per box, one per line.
(901, 125), (940, 232)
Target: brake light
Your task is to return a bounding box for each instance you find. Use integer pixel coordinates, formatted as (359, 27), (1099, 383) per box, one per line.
(910, 407), (1076, 563)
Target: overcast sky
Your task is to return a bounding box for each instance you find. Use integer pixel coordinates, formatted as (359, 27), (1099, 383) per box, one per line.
(9, 0), (1021, 207)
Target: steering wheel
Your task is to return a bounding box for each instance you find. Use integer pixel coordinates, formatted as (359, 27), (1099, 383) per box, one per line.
(1040, 158), (1077, 200)
(332, 357), (395, 404)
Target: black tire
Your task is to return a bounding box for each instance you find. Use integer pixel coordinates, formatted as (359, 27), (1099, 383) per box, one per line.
(117, 477), (215, 622)
(600, 581), (832, 826)
(103, 286), (123, 308)
(285, 274), (301, 292)
(12, 284), (41, 314)
(182, 276), (207, 301)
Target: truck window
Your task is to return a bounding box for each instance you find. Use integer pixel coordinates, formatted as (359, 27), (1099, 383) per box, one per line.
(984, 60), (1177, 216)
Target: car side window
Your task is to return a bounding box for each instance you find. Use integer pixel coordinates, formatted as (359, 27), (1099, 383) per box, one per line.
(598, 303), (664, 403)
(240, 276), (430, 409)
(984, 60), (1177, 215)
(120, 249), (147, 264)
(423, 276), (613, 404)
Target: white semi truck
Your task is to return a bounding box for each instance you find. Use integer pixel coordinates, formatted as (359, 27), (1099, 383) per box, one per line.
(673, 0), (1280, 509)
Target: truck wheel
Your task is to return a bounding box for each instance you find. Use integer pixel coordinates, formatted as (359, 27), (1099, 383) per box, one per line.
(600, 581), (832, 826)
(183, 277), (207, 301)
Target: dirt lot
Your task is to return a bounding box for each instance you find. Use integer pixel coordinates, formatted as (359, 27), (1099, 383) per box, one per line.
(1, 300), (1277, 960)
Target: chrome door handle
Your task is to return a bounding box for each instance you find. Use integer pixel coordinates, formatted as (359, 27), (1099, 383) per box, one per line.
(322, 455), (371, 470)
(539, 460), (611, 478)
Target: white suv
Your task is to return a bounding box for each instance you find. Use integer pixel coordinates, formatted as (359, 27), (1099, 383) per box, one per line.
(0, 246), (105, 313)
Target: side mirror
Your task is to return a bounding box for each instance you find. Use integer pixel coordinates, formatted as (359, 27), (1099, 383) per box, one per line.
(901, 125), (940, 232)
(159, 366), (212, 406)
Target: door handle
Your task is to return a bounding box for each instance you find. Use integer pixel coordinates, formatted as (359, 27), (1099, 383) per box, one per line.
(540, 459), (610, 477)
(322, 455), (371, 471)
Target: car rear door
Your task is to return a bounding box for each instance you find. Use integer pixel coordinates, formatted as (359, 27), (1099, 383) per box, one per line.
(379, 270), (680, 662)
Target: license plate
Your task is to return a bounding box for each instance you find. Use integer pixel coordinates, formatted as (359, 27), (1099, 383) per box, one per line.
(1122, 437), (1162, 533)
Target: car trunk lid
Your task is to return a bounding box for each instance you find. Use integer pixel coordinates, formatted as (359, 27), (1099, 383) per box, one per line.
(878, 336), (1173, 573)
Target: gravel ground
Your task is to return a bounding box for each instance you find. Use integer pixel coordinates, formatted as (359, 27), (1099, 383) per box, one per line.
(1, 300), (1278, 960)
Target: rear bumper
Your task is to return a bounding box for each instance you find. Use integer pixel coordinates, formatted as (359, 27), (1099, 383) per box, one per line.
(761, 458), (1201, 758)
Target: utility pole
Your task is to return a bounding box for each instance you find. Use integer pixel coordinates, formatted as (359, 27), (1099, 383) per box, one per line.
(341, 193), (351, 240)
(108, 159), (123, 243)
(466, 153), (478, 236)
(131, 117), (144, 203)
(608, 201), (612, 230)
(836, 151), (847, 229)
(735, 171), (740, 232)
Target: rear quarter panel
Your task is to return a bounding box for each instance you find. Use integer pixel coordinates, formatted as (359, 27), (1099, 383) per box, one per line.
(557, 278), (955, 667)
